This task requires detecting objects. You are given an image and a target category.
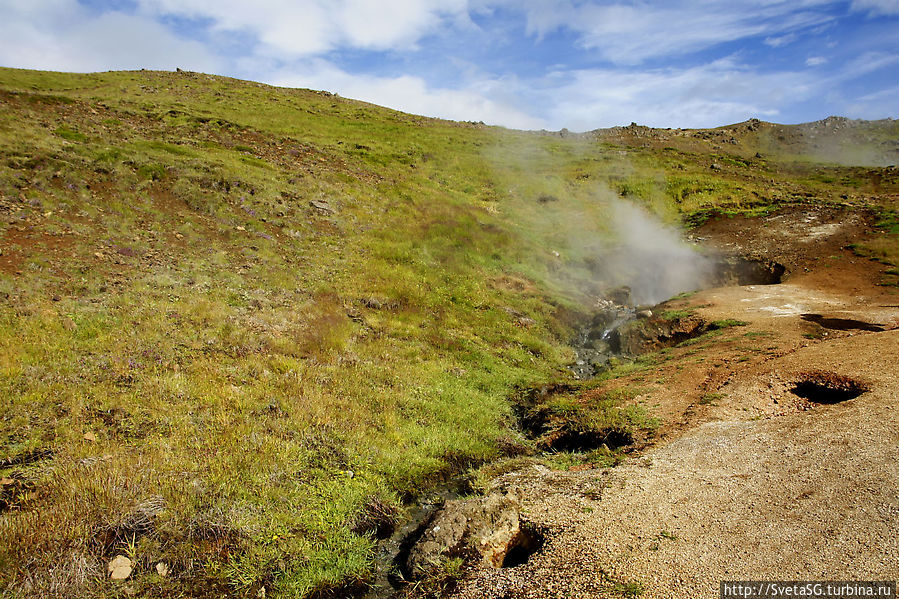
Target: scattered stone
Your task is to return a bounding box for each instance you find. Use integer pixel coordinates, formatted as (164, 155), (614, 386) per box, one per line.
(637, 309), (653, 319)
(84, 432), (97, 442)
(309, 199), (336, 214)
(236, 226), (246, 231)
(516, 316), (537, 327)
(108, 555), (132, 580)
(155, 562), (169, 577)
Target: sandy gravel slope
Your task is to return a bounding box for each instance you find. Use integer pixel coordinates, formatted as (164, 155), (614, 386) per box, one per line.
(452, 332), (899, 599)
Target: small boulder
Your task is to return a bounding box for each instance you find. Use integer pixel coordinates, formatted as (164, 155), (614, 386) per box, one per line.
(406, 491), (522, 576)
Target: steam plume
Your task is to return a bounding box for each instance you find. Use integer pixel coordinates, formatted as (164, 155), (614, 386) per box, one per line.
(591, 199), (713, 306)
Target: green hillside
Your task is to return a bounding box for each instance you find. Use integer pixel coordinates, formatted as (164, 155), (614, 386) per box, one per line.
(0, 68), (896, 597)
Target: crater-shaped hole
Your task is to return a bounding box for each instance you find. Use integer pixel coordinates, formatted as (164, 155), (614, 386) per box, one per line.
(790, 371), (869, 404)
(548, 428), (633, 452)
(711, 257), (785, 286)
(501, 525), (544, 568)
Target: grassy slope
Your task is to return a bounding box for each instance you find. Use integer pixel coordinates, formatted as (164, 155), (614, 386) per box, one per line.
(0, 68), (896, 597)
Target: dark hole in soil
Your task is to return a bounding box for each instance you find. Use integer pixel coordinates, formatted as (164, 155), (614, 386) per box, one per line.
(501, 524), (544, 568)
(547, 428), (633, 452)
(800, 313), (885, 332)
(790, 371), (869, 404)
(0, 477), (36, 513)
(709, 257), (785, 286)
(350, 497), (397, 541)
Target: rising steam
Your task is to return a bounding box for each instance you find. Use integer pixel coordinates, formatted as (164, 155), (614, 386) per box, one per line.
(590, 198), (714, 306)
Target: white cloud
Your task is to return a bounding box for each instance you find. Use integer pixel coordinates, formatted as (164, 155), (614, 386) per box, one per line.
(0, 0), (221, 73)
(764, 33), (797, 47)
(136, 0), (470, 57)
(539, 59), (815, 130)
(0, 0), (895, 131)
(838, 51), (899, 78)
(851, 0), (899, 16)
(515, 0), (836, 65)
(265, 60), (546, 130)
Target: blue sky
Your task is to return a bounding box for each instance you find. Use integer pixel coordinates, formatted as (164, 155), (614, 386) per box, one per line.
(1, 0), (897, 130)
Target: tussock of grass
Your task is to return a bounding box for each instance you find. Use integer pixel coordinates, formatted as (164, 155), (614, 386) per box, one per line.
(710, 319), (748, 329)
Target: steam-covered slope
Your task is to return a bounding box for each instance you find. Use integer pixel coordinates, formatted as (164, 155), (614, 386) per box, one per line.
(590, 116), (899, 166)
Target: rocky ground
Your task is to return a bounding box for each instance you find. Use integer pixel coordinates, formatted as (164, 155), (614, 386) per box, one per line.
(415, 206), (899, 598)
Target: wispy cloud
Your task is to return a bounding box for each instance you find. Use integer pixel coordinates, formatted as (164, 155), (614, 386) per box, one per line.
(539, 59), (806, 130)
(136, 0), (471, 57)
(850, 0), (899, 16)
(516, 0), (836, 64)
(765, 33), (798, 47)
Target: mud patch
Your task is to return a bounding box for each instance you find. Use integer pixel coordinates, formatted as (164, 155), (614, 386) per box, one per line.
(611, 315), (710, 356)
(790, 371), (870, 404)
(801, 313), (885, 332)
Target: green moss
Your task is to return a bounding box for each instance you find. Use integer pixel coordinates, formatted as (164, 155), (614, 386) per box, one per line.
(54, 126), (87, 142)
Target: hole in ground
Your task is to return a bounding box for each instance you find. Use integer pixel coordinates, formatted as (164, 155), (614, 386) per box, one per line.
(800, 313), (885, 332)
(790, 371), (870, 404)
(543, 428), (633, 452)
(501, 524), (545, 568)
(710, 257), (785, 286)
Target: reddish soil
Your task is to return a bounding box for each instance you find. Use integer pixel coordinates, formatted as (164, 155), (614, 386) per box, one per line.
(0, 227), (75, 275)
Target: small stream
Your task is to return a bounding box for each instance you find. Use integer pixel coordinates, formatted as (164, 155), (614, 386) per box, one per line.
(570, 255), (786, 379)
(359, 484), (463, 598)
(570, 300), (637, 379)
